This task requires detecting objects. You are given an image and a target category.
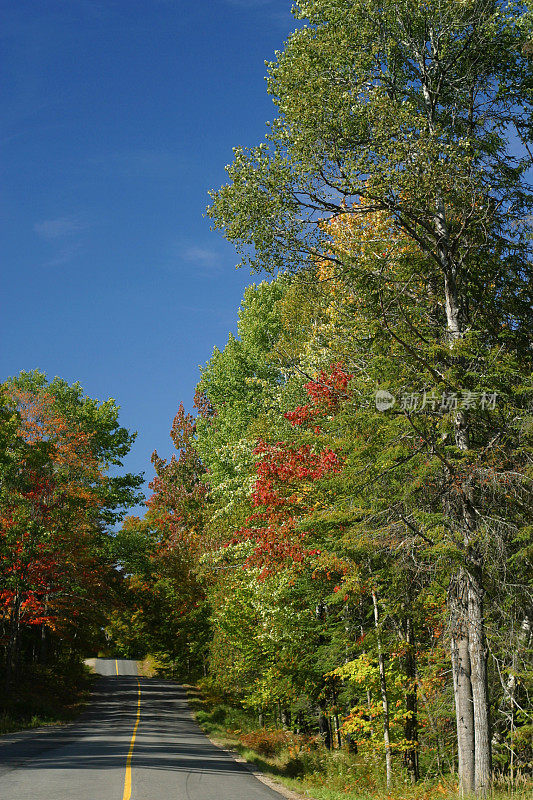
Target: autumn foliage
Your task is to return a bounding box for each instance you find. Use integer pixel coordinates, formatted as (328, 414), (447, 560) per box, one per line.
(228, 367), (346, 569)
(0, 373), (142, 688)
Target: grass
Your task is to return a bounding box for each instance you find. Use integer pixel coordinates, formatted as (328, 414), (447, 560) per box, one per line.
(0, 661), (94, 736)
(187, 686), (532, 800)
(136, 655), (161, 678)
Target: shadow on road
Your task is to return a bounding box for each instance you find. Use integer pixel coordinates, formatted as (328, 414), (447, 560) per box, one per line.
(0, 679), (252, 776)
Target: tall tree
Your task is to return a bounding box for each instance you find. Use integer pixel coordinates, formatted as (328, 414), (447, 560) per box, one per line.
(0, 373), (143, 685)
(208, 3), (533, 794)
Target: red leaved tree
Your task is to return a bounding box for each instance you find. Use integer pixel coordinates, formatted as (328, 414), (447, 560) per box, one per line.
(1, 388), (104, 686)
(233, 365), (351, 571)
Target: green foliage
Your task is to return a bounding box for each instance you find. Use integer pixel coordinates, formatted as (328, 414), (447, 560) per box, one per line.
(7, 370), (144, 523)
(100, 3), (533, 794)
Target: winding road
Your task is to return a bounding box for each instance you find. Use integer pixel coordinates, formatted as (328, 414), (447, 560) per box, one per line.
(0, 659), (284, 800)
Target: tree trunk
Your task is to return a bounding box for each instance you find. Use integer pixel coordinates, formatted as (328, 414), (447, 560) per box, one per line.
(502, 615), (531, 784)
(449, 572), (475, 795)
(4, 592), (22, 692)
(318, 710), (332, 749)
(39, 597), (49, 664)
(468, 576), (492, 797)
(403, 615), (419, 783)
(331, 687), (342, 748)
(439, 207), (491, 796)
(333, 711), (342, 749)
(372, 591), (392, 790)
(295, 710), (304, 734)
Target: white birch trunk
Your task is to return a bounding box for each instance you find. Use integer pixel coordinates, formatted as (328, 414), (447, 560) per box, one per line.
(372, 591), (392, 789)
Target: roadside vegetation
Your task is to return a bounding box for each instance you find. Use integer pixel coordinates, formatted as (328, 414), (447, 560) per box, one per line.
(1, 2), (532, 797)
(0, 659), (94, 735)
(189, 685), (532, 800)
(109, 2), (533, 798)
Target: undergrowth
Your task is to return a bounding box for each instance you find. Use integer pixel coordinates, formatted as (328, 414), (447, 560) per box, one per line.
(188, 684), (532, 800)
(0, 660), (94, 735)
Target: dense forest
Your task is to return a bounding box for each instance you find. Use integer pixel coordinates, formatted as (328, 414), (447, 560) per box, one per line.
(1, 1), (532, 798)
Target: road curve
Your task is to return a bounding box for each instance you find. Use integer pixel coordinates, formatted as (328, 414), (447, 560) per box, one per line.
(0, 675), (284, 800)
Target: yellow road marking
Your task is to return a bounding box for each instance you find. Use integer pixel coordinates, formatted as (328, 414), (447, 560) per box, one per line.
(122, 678), (141, 800)
(115, 659), (119, 676)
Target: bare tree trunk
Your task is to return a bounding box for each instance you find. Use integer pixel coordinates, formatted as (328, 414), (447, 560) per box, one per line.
(331, 687), (342, 749)
(360, 618), (376, 738)
(281, 707), (291, 729)
(295, 710), (304, 734)
(372, 591), (392, 790)
(449, 572), (475, 795)
(39, 597), (49, 664)
(439, 204), (491, 796)
(4, 592), (22, 692)
(318, 706), (332, 749)
(468, 577), (492, 797)
(403, 616), (419, 783)
(502, 615), (531, 784)
(334, 714), (342, 749)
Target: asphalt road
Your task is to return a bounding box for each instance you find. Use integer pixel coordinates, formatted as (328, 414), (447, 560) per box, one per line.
(0, 663), (284, 800)
(89, 658), (139, 676)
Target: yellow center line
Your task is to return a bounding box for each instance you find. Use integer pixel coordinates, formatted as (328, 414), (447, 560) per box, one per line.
(122, 678), (141, 800)
(115, 659), (119, 676)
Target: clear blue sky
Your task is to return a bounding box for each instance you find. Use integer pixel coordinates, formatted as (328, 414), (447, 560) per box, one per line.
(1, 0), (294, 508)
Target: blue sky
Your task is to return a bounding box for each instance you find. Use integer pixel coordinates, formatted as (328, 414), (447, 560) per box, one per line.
(1, 0), (294, 509)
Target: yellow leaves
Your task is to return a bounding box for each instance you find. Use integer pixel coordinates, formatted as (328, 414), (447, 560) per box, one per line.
(332, 652), (379, 686)
(325, 200), (421, 278)
(317, 261), (335, 281)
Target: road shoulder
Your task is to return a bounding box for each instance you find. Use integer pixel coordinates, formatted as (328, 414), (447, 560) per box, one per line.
(0, 721), (80, 777)
(0, 674), (103, 776)
(203, 733), (313, 800)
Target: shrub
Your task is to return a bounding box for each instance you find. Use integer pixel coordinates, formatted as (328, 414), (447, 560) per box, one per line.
(240, 728), (292, 758)
(209, 705), (227, 724)
(239, 728), (316, 762)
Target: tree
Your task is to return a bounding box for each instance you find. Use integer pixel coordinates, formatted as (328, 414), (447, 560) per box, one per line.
(194, 280), (288, 538)
(208, 4), (533, 793)
(110, 513), (210, 676)
(0, 372), (143, 686)
(7, 371), (144, 524)
(110, 402), (211, 677)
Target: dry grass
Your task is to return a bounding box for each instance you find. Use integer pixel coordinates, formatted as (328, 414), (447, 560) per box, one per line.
(136, 655), (161, 677)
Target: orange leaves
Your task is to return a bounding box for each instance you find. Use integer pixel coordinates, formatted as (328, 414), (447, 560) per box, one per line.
(0, 384), (107, 634)
(5, 385), (102, 497)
